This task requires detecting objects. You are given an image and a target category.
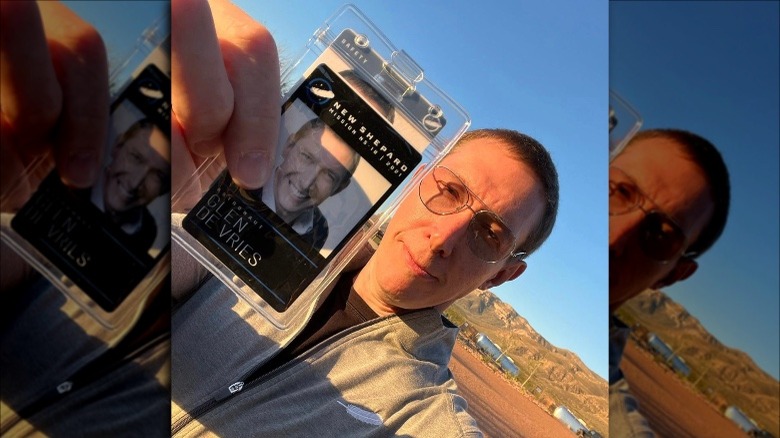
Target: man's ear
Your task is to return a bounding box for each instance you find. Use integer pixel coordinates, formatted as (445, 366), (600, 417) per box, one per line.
(435, 260), (528, 313)
(480, 260), (528, 290)
(652, 257), (698, 290)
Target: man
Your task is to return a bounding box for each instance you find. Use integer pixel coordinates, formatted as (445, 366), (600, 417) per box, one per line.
(91, 118), (171, 253)
(608, 129), (731, 437)
(240, 118), (360, 250)
(170, 128), (560, 436)
(167, 1), (562, 436)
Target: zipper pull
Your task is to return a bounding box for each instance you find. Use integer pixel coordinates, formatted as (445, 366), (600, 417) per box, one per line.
(228, 381), (244, 394)
(56, 381), (73, 394)
(216, 381), (244, 402)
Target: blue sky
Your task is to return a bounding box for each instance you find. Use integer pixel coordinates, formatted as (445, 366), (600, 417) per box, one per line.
(65, 1), (168, 71)
(70, 0), (610, 380)
(235, 0), (610, 380)
(611, 1), (780, 381)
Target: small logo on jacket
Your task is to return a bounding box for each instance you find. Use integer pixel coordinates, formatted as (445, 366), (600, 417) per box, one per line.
(336, 401), (383, 426)
(56, 381), (73, 394)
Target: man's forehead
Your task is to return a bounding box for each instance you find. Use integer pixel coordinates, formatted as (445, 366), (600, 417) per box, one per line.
(441, 139), (544, 237)
(615, 137), (714, 238)
(125, 125), (169, 162)
(442, 139), (532, 189)
(300, 127), (353, 168)
(616, 138), (702, 199)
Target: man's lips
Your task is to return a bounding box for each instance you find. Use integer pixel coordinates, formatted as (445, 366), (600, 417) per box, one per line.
(287, 178), (310, 201)
(403, 244), (437, 281)
(115, 178), (137, 203)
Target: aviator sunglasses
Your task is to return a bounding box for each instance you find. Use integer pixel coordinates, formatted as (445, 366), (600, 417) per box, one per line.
(418, 165), (526, 263)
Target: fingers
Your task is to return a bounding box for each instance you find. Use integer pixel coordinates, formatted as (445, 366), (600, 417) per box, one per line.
(209, 0), (280, 189)
(171, 0), (234, 158)
(38, 1), (108, 189)
(0, 1), (61, 163)
(1, 1), (106, 200)
(172, 0), (280, 190)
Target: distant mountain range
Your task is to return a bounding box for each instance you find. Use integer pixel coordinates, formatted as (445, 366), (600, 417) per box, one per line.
(618, 289), (780, 437)
(449, 288), (609, 437)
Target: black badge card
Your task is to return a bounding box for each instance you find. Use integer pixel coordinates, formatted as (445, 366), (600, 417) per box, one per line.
(11, 64), (171, 312)
(183, 64), (421, 312)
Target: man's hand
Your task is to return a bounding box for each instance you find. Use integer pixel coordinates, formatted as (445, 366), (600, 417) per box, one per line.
(0, 1), (108, 211)
(171, 0), (280, 209)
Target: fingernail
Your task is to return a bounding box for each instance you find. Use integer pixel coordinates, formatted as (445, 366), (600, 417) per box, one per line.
(236, 150), (269, 189)
(64, 150), (98, 188)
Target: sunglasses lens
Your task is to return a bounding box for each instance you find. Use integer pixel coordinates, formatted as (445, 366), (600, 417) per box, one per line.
(469, 211), (513, 262)
(609, 169), (642, 215)
(419, 166), (519, 263)
(420, 167), (469, 214)
(640, 211), (686, 261)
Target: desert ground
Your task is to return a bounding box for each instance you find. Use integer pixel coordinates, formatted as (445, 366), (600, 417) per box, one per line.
(449, 342), (577, 437)
(620, 340), (748, 438)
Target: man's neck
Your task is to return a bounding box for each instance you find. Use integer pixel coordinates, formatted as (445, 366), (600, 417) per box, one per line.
(353, 256), (402, 317)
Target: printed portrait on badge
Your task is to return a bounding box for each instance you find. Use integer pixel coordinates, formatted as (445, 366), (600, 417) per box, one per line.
(183, 64), (421, 312)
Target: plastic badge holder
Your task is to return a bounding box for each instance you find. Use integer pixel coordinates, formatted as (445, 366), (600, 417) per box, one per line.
(609, 89), (643, 161)
(0, 13), (171, 331)
(171, 4), (470, 330)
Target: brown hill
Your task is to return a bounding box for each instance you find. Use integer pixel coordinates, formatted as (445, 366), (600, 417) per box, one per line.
(449, 288), (609, 437)
(617, 289), (780, 437)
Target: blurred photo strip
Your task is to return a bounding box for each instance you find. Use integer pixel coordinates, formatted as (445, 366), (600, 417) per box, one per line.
(1, 2), (171, 436)
(609, 1), (779, 437)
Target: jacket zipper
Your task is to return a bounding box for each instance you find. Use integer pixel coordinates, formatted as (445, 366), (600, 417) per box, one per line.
(1, 331), (169, 436)
(171, 314), (395, 435)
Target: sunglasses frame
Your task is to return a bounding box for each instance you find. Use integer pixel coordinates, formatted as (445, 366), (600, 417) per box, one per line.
(418, 165), (527, 263)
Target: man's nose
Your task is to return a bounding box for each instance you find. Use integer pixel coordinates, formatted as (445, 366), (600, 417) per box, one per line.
(429, 211), (472, 258)
(127, 166), (148, 193)
(298, 168), (319, 193)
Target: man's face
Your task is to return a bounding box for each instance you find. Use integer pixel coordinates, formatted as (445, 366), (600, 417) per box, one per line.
(104, 125), (170, 214)
(274, 125), (354, 218)
(609, 137), (714, 311)
(367, 139), (546, 311)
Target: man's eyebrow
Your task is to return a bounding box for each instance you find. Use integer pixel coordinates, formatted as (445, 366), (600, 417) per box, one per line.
(455, 167), (520, 227)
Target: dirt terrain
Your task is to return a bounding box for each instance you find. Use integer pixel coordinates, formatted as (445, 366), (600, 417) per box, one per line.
(619, 289), (779, 436)
(449, 342), (577, 438)
(620, 340), (748, 438)
(449, 290), (609, 434)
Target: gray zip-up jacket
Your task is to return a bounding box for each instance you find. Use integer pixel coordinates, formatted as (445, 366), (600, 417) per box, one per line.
(171, 273), (483, 437)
